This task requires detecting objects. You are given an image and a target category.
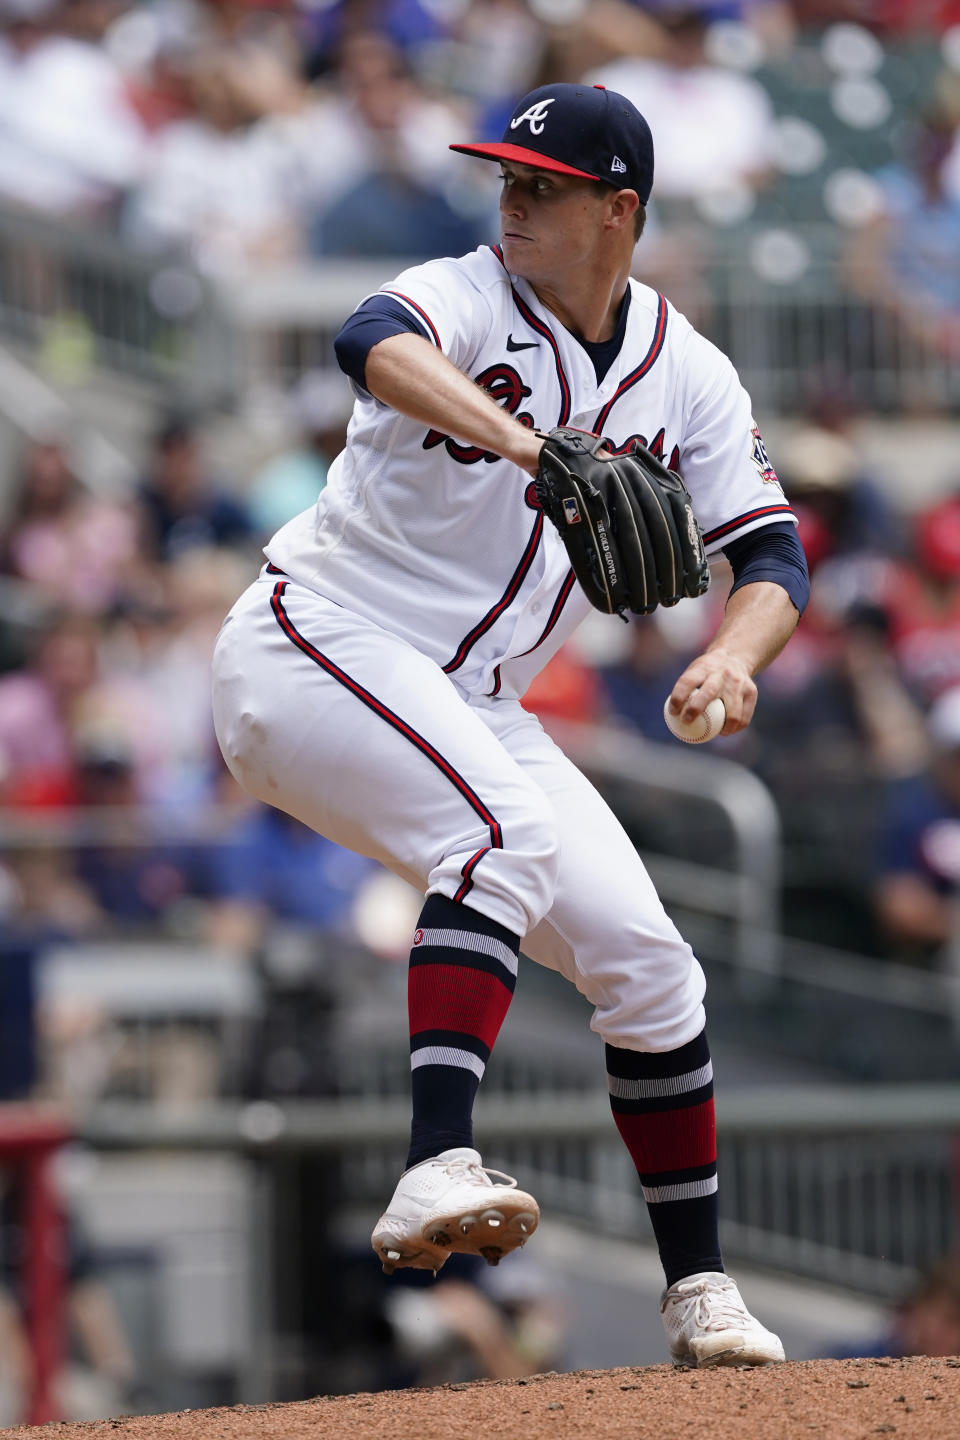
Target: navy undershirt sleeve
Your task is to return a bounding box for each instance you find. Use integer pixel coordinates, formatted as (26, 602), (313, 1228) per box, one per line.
(723, 521), (809, 615)
(334, 295), (432, 390)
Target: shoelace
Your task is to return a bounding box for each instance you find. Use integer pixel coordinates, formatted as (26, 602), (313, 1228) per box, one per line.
(440, 1156), (518, 1189)
(670, 1279), (746, 1333)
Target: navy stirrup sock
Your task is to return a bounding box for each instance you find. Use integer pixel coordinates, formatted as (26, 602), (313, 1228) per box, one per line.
(606, 1031), (722, 1287)
(406, 893), (521, 1169)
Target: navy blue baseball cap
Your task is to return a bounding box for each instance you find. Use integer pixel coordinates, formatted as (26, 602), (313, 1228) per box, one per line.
(450, 83), (654, 205)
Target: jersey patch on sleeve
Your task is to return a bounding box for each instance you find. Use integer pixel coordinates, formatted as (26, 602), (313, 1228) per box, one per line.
(750, 421), (780, 486)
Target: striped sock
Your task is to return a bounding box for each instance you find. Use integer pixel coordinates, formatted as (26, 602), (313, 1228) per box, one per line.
(606, 1031), (722, 1287)
(406, 893), (520, 1169)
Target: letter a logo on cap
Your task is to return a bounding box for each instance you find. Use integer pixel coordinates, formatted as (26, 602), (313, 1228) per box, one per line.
(510, 98), (555, 136)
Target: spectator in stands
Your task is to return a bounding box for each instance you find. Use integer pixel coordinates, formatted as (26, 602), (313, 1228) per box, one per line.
(547, 0), (794, 83)
(759, 479), (960, 785)
(100, 547), (251, 808)
(435, 0), (547, 141)
(0, 614), (100, 807)
(0, 0), (146, 220)
(298, 0), (451, 81)
(246, 371), (354, 538)
(199, 0), (304, 84)
(0, 436), (141, 616)
(943, 80), (960, 202)
(727, 442), (934, 950)
(47, 674), (248, 932)
(105, 0), (194, 135)
(818, 1), (960, 35)
(0, 592), (209, 816)
(777, 424), (902, 569)
(752, 578), (927, 792)
(136, 412), (254, 563)
(887, 1254), (960, 1357)
(519, 642), (604, 729)
(69, 732), (201, 927)
(291, 30), (484, 258)
(537, 0), (667, 84)
(205, 803), (378, 954)
(828, 1252), (960, 1359)
(585, 3), (775, 208)
(124, 47), (303, 273)
(108, 0), (304, 133)
(763, 424), (901, 741)
(383, 1252), (567, 1386)
(0, 897), (40, 1101)
(846, 85), (960, 375)
(599, 606), (707, 742)
(872, 684), (960, 963)
(881, 496), (960, 708)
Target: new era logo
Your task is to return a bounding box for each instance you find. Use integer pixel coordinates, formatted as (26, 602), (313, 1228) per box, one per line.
(611, 155), (627, 174)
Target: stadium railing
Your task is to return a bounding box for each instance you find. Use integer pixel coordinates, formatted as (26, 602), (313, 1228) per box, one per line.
(74, 1083), (960, 1304)
(0, 718), (780, 988)
(0, 204), (234, 404)
(545, 720), (782, 985)
(1, 205), (958, 419)
(2, 719), (958, 1312)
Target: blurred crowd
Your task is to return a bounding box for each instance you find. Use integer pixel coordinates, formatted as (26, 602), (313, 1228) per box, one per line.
(0, 401), (407, 1106)
(0, 3), (959, 1415)
(0, 0), (956, 1096)
(526, 395), (960, 967)
(0, 0), (957, 277)
(3, 386), (960, 1039)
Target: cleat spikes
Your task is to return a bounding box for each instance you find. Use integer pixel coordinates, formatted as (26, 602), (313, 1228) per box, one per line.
(371, 1149), (540, 1272)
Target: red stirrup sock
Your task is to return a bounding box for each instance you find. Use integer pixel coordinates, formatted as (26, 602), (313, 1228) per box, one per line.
(606, 1030), (722, 1287)
(406, 893), (520, 1169)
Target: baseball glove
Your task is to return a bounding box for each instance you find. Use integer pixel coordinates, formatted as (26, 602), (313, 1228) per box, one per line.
(535, 427), (710, 617)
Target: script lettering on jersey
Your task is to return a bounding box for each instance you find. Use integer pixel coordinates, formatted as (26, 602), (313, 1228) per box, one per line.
(423, 364), (536, 465)
(606, 427), (681, 473)
(523, 425), (681, 514)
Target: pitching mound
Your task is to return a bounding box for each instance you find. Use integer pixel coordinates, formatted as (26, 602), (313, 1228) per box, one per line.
(3, 1356), (958, 1439)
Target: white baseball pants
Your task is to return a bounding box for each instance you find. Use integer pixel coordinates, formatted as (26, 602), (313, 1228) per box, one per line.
(211, 573), (706, 1052)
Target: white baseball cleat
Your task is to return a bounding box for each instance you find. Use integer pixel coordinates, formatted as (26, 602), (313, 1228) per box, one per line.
(371, 1146), (539, 1275)
(660, 1271), (786, 1368)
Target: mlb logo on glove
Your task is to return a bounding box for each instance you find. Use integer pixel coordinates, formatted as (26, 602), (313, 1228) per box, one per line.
(536, 426), (711, 617)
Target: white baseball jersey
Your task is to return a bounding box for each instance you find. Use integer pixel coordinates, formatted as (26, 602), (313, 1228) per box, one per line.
(265, 244), (794, 702)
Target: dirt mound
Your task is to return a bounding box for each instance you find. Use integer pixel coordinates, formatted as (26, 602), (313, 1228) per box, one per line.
(3, 1356), (958, 1439)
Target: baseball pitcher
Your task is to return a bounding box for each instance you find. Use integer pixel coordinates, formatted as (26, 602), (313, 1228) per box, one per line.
(212, 83), (808, 1368)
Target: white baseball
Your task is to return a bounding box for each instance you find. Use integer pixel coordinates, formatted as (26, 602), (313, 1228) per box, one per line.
(663, 695), (726, 744)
